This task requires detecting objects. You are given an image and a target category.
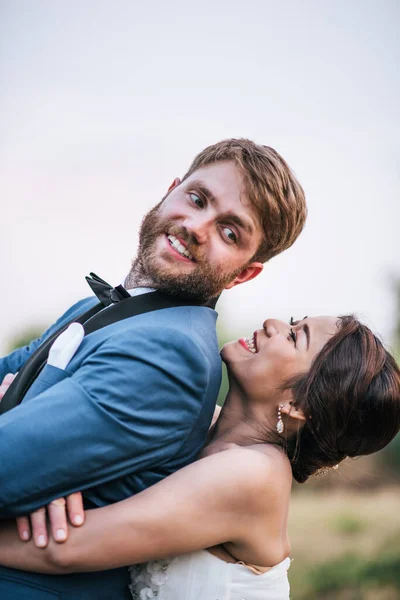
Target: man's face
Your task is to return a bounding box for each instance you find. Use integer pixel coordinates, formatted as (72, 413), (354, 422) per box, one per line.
(133, 161), (264, 302)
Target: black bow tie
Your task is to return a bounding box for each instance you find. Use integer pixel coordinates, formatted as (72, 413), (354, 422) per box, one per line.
(85, 272), (131, 306)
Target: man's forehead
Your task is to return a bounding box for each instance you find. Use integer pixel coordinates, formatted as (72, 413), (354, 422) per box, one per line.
(185, 161), (244, 197)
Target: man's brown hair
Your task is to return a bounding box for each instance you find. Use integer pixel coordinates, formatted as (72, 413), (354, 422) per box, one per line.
(182, 138), (307, 263)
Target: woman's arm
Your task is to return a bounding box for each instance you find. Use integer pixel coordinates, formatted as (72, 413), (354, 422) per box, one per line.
(0, 448), (270, 574)
(21, 403), (224, 547)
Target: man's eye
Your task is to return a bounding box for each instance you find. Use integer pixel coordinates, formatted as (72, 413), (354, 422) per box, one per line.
(222, 227), (237, 243)
(189, 193), (204, 208)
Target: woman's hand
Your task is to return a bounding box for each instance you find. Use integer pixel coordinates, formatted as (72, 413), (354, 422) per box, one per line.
(0, 449), (276, 574)
(16, 492), (85, 548)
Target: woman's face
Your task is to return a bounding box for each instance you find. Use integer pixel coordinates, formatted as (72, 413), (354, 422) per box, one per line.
(221, 316), (339, 401)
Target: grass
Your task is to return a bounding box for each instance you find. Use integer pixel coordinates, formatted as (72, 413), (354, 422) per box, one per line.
(287, 486), (400, 599)
(329, 513), (366, 535)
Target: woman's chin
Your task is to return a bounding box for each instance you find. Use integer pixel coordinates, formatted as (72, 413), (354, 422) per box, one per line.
(221, 343), (255, 378)
(220, 340), (241, 363)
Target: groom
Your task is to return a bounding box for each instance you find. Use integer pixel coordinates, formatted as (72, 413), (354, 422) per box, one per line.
(0, 138), (306, 598)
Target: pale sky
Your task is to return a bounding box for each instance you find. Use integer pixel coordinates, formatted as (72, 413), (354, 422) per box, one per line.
(1, 0), (399, 354)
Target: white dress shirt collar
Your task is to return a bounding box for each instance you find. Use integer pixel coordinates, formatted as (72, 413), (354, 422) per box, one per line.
(126, 287), (155, 297)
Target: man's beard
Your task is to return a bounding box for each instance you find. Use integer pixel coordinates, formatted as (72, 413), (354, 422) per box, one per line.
(125, 203), (247, 304)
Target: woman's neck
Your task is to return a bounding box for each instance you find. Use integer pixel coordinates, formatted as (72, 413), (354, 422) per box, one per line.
(200, 386), (282, 459)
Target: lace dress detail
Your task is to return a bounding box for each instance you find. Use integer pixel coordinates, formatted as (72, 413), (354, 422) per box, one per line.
(129, 559), (171, 599)
(128, 550), (291, 599)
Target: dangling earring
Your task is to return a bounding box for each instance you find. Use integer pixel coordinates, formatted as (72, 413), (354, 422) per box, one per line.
(276, 404), (284, 434)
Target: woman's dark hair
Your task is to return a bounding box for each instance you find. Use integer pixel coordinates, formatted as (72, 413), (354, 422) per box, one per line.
(286, 315), (400, 483)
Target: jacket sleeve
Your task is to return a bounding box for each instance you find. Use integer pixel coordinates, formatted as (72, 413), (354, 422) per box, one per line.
(0, 325), (210, 517)
(0, 298), (97, 382)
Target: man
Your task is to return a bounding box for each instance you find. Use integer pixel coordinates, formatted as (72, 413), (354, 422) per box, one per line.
(0, 138), (306, 598)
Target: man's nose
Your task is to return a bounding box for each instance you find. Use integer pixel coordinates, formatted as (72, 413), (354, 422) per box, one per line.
(183, 214), (212, 245)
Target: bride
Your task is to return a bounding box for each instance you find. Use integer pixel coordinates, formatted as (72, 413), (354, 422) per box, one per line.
(0, 315), (399, 599)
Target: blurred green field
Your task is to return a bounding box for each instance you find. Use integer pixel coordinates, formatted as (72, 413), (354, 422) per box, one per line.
(288, 486), (400, 599)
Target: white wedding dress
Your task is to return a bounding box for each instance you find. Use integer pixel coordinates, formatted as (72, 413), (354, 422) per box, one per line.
(129, 549), (291, 599)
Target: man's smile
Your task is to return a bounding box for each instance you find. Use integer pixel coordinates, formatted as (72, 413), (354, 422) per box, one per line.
(166, 234), (195, 262)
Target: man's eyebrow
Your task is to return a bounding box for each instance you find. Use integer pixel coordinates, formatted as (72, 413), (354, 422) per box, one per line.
(225, 213), (254, 236)
(188, 180), (217, 204)
(188, 179), (255, 236)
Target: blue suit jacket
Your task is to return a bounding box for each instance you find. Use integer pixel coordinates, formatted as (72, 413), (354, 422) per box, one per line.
(0, 296), (221, 599)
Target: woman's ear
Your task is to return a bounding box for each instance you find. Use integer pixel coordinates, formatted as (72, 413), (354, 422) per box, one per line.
(281, 402), (307, 422)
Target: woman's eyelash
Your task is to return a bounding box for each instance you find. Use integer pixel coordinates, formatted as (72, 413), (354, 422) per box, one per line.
(290, 316), (308, 325)
(289, 329), (297, 344)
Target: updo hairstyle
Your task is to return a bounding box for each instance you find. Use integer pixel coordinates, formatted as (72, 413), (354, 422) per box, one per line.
(286, 316), (400, 483)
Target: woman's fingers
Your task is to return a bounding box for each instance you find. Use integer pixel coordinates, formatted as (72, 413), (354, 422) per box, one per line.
(48, 498), (68, 543)
(17, 492), (85, 548)
(29, 507), (48, 548)
(16, 515), (31, 542)
(45, 494), (85, 545)
(66, 492), (85, 527)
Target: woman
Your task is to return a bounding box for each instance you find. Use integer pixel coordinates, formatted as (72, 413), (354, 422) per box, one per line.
(0, 315), (399, 599)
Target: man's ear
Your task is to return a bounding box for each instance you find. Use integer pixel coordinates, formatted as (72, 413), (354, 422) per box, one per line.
(281, 402), (307, 422)
(224, 262), (263, 289)
(167, 177), (181, 192)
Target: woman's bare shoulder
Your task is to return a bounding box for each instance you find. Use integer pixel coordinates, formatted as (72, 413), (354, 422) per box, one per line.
(193, 445), (292, 510)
